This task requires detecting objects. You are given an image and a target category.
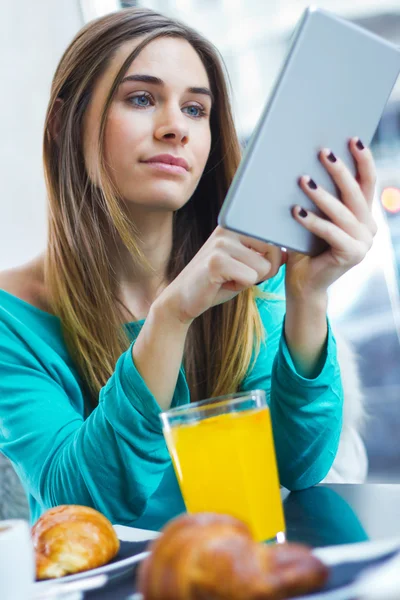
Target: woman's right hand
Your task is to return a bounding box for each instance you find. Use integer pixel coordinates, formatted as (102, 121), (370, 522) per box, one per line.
(158, 226), (284, 325)
(134, 227), (282, 409)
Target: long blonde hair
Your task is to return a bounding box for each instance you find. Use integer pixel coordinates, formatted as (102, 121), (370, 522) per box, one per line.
(43, 8), (265, 405)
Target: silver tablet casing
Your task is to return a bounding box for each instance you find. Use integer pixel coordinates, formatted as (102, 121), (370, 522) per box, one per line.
(218, 6), (400, 255)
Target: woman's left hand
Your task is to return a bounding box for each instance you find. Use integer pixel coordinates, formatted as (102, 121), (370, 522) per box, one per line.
(285, 137), (377, 301)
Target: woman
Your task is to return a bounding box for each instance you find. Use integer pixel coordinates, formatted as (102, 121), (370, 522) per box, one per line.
(0, 8), (376, 528)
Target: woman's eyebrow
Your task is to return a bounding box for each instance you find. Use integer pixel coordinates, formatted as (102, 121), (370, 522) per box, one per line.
(120, 74), (214, 103)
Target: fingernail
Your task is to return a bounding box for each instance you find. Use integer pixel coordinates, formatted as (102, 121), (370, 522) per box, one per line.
(356, 139), (365, 150)
(299, 208), (308, 218)
(326, 151), (337, 163)
(307, 178), (317, 190)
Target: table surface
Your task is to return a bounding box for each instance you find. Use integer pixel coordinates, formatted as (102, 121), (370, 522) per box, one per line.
(84, 483), (400, 599)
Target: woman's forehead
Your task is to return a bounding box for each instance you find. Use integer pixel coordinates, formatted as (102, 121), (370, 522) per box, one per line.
(101, 36), (210, 92)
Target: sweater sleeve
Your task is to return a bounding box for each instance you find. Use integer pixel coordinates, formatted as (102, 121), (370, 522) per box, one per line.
(0, 308), (187, 524)
(240, 267), (343, 491)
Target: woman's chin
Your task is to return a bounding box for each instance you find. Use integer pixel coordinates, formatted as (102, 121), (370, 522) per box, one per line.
(123, 183), (193, 212)
(124, 194), (190, 213)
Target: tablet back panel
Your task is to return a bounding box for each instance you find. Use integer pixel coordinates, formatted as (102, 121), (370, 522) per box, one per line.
(218, 7), (400, 255)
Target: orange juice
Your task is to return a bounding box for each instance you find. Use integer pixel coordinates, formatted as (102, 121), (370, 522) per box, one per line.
(163, 406), (285, 542)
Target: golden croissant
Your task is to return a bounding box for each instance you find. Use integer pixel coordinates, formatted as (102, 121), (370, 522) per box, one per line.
(32, 504), (120, 579)
(137, 512), (329, 600)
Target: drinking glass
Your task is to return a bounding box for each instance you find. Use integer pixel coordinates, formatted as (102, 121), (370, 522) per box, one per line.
(160, 389), (285, 543)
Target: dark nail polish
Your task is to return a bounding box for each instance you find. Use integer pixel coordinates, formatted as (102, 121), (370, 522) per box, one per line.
(307, 178), (317, 190)
(356, 139), (365, 150)
(327, 151), (337, 163)
(299, 208), (308, 218)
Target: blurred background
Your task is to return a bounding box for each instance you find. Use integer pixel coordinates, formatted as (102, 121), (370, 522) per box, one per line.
(2, 0), (400, 484)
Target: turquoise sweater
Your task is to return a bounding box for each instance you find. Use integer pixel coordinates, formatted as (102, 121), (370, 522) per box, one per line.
(0, 267), (343, 528)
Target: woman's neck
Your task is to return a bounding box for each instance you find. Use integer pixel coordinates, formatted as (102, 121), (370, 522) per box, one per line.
(112, 210), (174, 320)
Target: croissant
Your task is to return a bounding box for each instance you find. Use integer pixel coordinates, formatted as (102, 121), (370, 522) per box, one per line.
(137, 512), (329, 600)
(32, 505), (120, 580)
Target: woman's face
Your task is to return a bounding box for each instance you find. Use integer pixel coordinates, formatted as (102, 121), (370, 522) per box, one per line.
(83, 36), (213, 212)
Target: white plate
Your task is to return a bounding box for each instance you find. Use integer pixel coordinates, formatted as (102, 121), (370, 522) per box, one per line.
(33, 525), (159, 592)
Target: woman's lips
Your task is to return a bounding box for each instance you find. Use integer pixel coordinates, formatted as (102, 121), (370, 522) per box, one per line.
(141, 161), (188, 175)
(141, 153), (189, 175)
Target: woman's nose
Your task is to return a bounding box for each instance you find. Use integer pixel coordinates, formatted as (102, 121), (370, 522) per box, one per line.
(154, 106), (189, 145)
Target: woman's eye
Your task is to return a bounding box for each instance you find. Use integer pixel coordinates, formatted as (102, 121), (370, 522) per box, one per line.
(183, 105), (206, 118)
(128, 93), (152, 108)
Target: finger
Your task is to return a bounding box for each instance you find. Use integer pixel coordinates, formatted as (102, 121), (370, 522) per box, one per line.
(208, 253), (267, 289)
(258, 244), (283, 278)
(349, 137), (377, 207)
(215, 226), (281, 276)
(215, 226), (271, 254)
(292, 205), (372, 265)
(299, 176), (374, 243)
(318, 148), (371, 224)
(213, 236), (274, 282)
(237, 240), (282, 279)
(236, 231), (276, 255)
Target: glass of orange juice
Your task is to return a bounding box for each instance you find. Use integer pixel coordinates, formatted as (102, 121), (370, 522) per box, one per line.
(160, 390), (285, 543)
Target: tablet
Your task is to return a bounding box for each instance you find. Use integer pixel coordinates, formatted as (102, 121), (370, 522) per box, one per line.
(218, 6), (400, 255)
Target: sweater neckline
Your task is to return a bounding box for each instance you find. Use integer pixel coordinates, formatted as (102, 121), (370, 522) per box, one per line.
(0, 288), (144, 326)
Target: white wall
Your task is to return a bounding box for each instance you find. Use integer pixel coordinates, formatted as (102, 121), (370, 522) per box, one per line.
(0, 0), (84, 270)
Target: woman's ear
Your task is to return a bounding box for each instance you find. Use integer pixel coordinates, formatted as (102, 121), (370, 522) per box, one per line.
(48, 98), (64, 144)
